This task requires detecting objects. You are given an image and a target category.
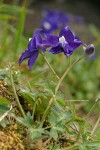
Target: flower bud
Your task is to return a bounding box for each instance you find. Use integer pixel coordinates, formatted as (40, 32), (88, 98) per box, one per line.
(83, 44), (95, 55)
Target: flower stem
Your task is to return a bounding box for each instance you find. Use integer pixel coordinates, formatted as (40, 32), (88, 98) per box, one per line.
(42, 96), (54, 123)
(41, 51), (60, 80)
(68, 56), (71, 66)
(27, 81), (36, 120)
(55, 55), (84, 95)
(91, 115), (100, 135)
(9, 64), (26, 119)
(32, 101), (37, 120)
(42, 55), (84, 124)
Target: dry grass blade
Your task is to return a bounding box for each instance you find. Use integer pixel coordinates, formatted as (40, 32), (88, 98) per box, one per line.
(0, 105), (12, 122)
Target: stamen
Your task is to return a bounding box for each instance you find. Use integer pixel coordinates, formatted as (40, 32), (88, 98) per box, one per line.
(59, 36), (67, 45)
(43, 22), (51, 30)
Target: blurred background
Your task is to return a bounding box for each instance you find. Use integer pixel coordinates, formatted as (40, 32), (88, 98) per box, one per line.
(2, 0), (100, 31)
(0, 0), (100, 115)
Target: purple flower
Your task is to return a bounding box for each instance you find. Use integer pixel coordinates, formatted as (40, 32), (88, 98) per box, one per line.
(19, 29), (48, 70)
(41, 9), (69, 34)
(46, 26), (83, 57)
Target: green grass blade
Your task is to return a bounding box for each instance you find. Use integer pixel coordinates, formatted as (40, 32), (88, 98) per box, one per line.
(13, 6), (26, 53)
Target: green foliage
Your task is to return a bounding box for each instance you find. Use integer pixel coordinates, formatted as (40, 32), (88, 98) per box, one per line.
(0, 98), (9, 105)
(0, 1), (100, 149)
(0, 2), (28, 60)
(16, 112), (45, 141)
(0, 65), (98, 149)
(0, 103), (11, 127)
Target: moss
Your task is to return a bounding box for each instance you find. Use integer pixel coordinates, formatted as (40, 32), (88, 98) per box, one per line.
(0, 129), (25, 150)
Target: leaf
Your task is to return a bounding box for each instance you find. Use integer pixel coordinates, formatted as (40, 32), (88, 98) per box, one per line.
(13, 7), (26, 53)
(56, 99), (65, 107)
(30, 128), (44, 136)
(0, 118), (9, 128)
(65, 126), (76, 136)
(19, 87), (35, 105)
(16, 117), (28, 126)
(0, 14), (17, 20)
(26, 112), (34, 125)
(16, 112), (34, 128)
(0, 105), (12, 122)
(0, 68), (8, 76)
(52, 144), (60, 150)
(75, 116), (85, 123)
(79, 141), (100, 150)
(0, 4), (23, 14)
(0, 98), (10, 105)
(50, 128), (58, 140)
(0, 104), (11, 114)
(54, 126), (64, 132)
(30, 79), (55, 96)
(0, 104), (12, 127)
(48, 111), (58, 125)
(87, 141), (100, 147)
(29, 123), (44, 140)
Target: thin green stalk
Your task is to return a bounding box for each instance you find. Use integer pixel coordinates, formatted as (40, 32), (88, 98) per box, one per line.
(41, 51), (60, 80)
(61, 144), (78, 150)
(42, 55), (84, 123)
(9, 64), (26, 119)
(32, 101), (37, 120)
(42, 96), (54, 123)
(14, 6), (26, 53)
(72, 122), (81, 142)
(68, 56), (71, 66)
(44, 125), (52, 130)
(27, 81), (36, 120)
(55, 55), (84, 95)
(73, 122), (79, 133)
(68, 125), (79, 134)
(85, 98), (99, 119)
(91, 115), (100, 135)
(27, 81), (33, 92)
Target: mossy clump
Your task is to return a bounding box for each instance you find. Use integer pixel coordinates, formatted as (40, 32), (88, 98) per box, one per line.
(0, 129), (25, 150)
